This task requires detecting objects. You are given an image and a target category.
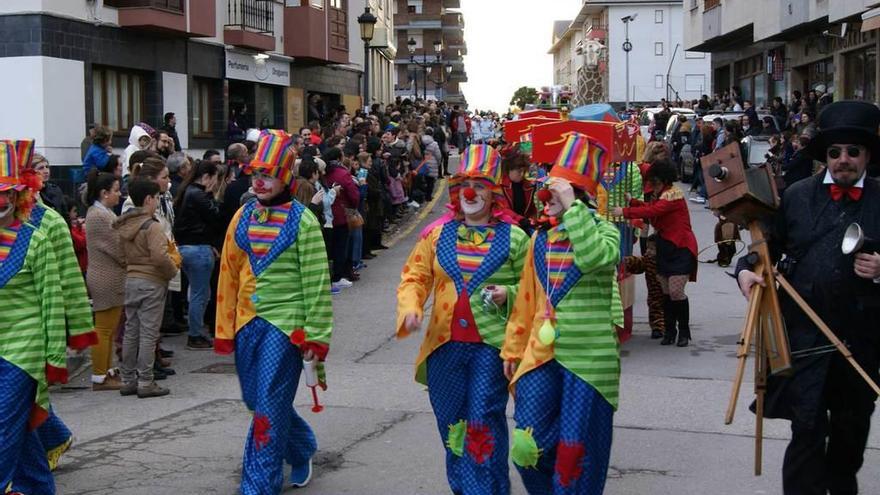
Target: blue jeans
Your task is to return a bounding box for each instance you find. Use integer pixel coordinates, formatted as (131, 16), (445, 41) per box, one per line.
(348, 226), (363, 267)
(179, 244), (215, 338)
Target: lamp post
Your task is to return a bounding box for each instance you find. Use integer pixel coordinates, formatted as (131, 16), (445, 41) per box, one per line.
(621, 14), (637, 111)
(409, 37), (443, 101)
(357, 6), (377, 113)
(428, 62), (453, 101)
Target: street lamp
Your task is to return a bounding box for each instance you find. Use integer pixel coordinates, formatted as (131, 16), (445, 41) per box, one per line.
(621, 13), (637, 111)
(407, 38), (419, 100)
(357, 6), (377, 113)
(409, 37), (443, 101)
(428, 62), (454, 101)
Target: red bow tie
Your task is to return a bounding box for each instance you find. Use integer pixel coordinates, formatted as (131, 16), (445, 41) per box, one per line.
(829, 184), (863, 202)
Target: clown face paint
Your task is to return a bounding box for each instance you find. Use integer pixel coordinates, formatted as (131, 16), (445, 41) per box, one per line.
(459, 179), (493, 219)
(252, 173), (284, 202)
(544, 189), (565, 217)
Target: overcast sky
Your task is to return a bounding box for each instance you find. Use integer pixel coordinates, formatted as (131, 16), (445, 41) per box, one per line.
(459, 0), (584, 113)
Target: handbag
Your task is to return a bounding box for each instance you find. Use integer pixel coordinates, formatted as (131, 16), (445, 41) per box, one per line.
(345, 208), (364, 229)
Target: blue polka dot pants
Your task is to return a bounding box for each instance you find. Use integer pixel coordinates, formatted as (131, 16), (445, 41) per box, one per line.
(235, 318), (317, 495)
(512, 361), (613, 495)
(37, 408), (72, 452)
(0, 358), (54, 494)
(426, 342), (510, 495)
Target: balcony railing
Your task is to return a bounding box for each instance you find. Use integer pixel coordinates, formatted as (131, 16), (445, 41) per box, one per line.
(105, 0), (184, 11)
(226, 0), (274, 34)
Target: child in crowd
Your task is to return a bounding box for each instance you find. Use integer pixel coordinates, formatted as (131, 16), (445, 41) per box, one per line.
(113, 178), (181, 398)
(62, 196), (88, 274)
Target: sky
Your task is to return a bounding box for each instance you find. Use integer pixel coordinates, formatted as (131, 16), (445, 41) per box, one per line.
(459, 0), (584, 113)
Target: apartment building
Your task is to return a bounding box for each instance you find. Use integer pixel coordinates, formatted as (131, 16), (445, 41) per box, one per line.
(685, 0), (880, 106)
(393, 0), (468, 106)
(0, 0), (395, 171)
(559, 0), (712, 107)
(548, 20), (583, 93)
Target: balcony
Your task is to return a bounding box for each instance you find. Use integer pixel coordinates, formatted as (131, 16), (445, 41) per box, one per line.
(224, 0), (275, 52)
(585, 24), (607, 40)
(106, 0), (215, 37)
(442, 13), (465, 31)
(283, 3), (349, 64)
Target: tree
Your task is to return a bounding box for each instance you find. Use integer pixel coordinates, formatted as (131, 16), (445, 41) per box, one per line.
(509, 86), (538, 110)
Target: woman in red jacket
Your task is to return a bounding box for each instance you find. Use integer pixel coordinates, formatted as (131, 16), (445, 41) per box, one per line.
(612, 159), (697, 347)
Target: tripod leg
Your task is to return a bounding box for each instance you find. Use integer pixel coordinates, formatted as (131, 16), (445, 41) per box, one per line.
(754, 301), (769, 476)
(725, 284), (764, 425)
(776, 274), (880, 396)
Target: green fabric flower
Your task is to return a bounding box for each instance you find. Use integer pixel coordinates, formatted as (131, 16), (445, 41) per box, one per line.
(511, 427), (541, 468)
(446, 420), (467, 457)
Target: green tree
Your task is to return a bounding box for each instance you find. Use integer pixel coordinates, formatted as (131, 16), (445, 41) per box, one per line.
(509, 86), (538, 110)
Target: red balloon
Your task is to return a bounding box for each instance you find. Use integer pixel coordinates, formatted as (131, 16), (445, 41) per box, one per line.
(462, 187), (477, 201)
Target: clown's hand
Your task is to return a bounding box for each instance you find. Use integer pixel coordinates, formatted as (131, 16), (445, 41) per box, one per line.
(403, 313), (423, 333)
(548, 178), (575, 210)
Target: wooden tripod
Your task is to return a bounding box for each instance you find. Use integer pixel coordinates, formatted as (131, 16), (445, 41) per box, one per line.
(725, 222), (880, 476)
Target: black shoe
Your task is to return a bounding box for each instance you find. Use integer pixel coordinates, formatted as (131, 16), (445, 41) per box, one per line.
(154, 368), (168, 381)
(186, 336), (213, 351)
(660, 296), (677, 346)
(675, 299), (691, 347)
(154, 363), (176, 376)
(375, 244), (390, 250)
(362, 253), (376, 260)
(650, 329), (663, 339)
(159, 349), (174, 358)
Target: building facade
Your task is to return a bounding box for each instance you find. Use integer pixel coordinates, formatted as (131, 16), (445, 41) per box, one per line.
(349, 0), (397, 109)
(393, 0), (468, 106)
(0, 0), (397, 172)
(548, 20), (583, 93)
(564, 0), (712, 107)
(685, 0), (880, 107)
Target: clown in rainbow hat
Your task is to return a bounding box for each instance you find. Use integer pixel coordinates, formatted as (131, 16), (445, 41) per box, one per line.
(11, 141), (97, 473)
(215, 129), (333, 492)
(0, 139), (68, 493)
(396, 144), (530, 493)
(501, 132), (624, 494)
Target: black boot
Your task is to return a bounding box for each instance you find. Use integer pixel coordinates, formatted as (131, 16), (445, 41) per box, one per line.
(676, 299), (691, 347)
(660, 296), (677, 345)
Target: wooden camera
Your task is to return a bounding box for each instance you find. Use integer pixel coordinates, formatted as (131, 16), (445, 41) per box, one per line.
(702, 143), (779, 226)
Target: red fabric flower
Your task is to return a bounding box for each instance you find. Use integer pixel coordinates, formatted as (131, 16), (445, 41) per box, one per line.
(253, 413), (271, 451)
(555, 441), (586, 488)
(290, 329), (307, 345)
(465, 422), (495, 464)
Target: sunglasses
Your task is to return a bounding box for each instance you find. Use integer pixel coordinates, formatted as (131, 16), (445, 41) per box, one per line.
(827, 146), (863, 159)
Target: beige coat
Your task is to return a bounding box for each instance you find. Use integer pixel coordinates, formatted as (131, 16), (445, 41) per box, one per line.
(85, 204), (126, 311)
(113, 207), (180, 286)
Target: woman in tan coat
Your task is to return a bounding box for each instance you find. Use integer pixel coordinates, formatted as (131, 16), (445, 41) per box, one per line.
(84, 170), (125, 390)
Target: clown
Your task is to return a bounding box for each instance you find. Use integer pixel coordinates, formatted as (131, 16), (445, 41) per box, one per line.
(502, 132), (623, 494)
(214, 130), (332, 494)
(397, 144), (530, 494)
(12, 141), (98, 472)
(0, 140), (67, 494)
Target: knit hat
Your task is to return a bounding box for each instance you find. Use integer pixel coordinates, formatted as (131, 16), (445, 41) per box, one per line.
(549, 132), (606, 195)
(248, 130), (297, 191)
(0, 139), (35, 192)
(454, 144), (502, 186)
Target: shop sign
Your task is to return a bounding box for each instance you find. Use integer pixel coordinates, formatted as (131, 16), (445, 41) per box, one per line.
(225, 51), (291, 87)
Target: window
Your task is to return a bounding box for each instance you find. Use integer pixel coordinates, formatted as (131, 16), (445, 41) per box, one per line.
(685, 51), (706, 59)
(655, 42), (663, 56)
(256, 85), (277, 128)
(92, 66), (145, 133)
(192, 79), (213, 137)
(655, 10), (663, 23)
(310, 0), (324, 9)
(655, 75), (664, 89)
(409, 30), (424, 49)
(329, 0), (343, 8)
(407, 0), (422, 14)
(704, 0), (720, 10)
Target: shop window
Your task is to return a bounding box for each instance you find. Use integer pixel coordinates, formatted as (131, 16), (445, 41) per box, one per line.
(256, 85), (277, 129)
(192, 79), (213, 137)
(93, 66), (145, 134)
(845, 47), (876, 101)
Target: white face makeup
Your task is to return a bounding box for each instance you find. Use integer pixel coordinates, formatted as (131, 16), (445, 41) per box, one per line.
(252, 173), (284, 201)
(460, 195), (486, 215)
(544, 190), (565, 217)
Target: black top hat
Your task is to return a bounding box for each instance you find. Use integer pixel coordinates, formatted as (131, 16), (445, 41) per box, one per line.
(806, 100), (880, 163)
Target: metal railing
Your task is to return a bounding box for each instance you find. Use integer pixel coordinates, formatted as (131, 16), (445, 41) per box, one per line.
(226, 0), (274, 34)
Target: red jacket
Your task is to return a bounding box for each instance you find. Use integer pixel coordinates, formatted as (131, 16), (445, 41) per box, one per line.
(638, 162), (653, 195)
(622, 185), (697, 257)
(500, 177), (538, 224)
(322, 163), (361, 228)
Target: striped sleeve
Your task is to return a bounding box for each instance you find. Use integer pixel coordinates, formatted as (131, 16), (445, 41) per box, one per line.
(564, 200), (620, 274)
(43, 208), (95, 347)
(500, 226), (529, 317)
(32, 231), (67, 383)
(297, 209), (333, 358)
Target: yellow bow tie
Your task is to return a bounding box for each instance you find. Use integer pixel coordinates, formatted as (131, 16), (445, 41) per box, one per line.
(251, 205), (270, 224)
(457, 225), (491, 245)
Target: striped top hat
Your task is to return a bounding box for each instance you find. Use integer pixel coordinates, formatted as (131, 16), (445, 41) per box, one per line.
(455, 144), (502, 187)
(549, 132), (606, 195)
(0, 139), (35, 192)
(248, 130), (297, 190)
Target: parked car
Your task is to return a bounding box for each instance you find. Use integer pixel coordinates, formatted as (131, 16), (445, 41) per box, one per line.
(702, 112), (782, 134)
(740, 135), (773, 167)
(639, 107), (695, 142)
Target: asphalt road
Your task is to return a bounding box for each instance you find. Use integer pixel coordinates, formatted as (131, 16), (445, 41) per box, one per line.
(53, 176), (880, 494)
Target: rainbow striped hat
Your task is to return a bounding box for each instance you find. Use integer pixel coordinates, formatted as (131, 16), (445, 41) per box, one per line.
(248, 130), (297, 189)
(455, 144), (502, 186)
(0, 139), (35, 192)
(549, 132), (606, 195)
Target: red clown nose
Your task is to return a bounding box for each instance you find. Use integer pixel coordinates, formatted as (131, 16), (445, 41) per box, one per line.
(537, 188), (553, 203)
(462, 187), (477, 201)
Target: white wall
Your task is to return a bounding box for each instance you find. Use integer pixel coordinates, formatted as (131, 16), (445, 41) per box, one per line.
(0, 0), (118, 24)
(0, 56), (86, 166)
(162, 72), (189, 150)
(609, 4), (710, 104)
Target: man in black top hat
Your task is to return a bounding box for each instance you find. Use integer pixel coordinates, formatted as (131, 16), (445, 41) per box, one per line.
(737, 101), (880, 494)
